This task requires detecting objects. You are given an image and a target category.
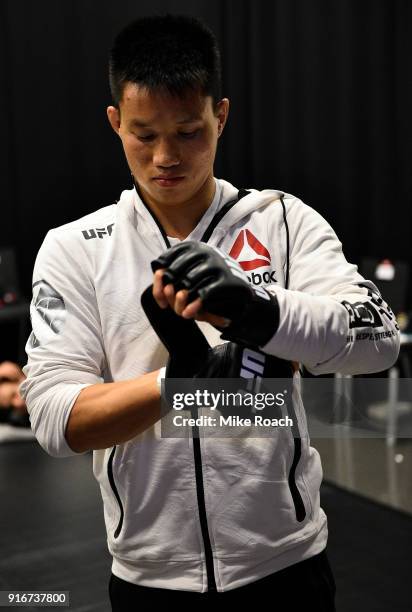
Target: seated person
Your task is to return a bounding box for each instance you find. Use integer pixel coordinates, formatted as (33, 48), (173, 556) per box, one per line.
(0, 361), (29, 427)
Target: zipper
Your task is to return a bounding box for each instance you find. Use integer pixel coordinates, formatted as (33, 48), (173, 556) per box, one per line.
(279, 196), (306, 522)
(107, 446), (124, 538)
(285, 398), (306, 523)
(258, 356), (305, 524)
(288, 437), (306, 522)
(191, 427), (217, 591)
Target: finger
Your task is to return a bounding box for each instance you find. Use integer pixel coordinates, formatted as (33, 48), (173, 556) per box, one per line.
(174, 289), (189, 316)
(181, 297), (203, 319)
(181, 299), (231, 327)
(163, 283), (176, 309)
(152, 270), (169, 308)
(197, 312), (231, 327)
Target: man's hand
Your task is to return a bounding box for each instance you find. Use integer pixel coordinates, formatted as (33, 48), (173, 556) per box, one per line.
(152, 268), (230, 328)
(151, 241), (280, 348)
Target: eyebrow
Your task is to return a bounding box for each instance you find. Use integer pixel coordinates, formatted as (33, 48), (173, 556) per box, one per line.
(130, 117), (202, 128)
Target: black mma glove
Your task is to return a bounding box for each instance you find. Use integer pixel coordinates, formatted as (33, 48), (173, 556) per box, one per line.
(151, 241), (280, 348)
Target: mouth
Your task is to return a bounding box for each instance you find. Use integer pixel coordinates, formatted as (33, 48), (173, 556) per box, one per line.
(153, 176), (185, 187)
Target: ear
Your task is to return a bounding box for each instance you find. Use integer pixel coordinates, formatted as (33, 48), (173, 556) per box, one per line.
(107, 106), (121, 135)
(216, 98), (229, 137)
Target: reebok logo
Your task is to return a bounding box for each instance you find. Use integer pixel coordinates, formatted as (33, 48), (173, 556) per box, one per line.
(248, 270), (277, 285)
(229, 229), (276, 285)
(82, 223), (115, 240)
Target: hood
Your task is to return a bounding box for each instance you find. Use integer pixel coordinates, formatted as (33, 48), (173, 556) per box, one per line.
(116, 179), (284, 248)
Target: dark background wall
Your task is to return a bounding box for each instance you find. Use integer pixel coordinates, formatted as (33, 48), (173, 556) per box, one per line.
(1, 0), (411, 359)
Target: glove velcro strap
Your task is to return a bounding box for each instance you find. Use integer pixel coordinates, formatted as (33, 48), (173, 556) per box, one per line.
(220, 291), (280, 348)
(194, 342), (294, 379)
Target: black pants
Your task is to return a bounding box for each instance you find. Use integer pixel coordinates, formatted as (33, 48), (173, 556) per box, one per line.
(109, 550), (336, 610)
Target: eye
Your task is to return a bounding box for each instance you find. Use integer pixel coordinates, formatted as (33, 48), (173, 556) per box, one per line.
(137, 134), (155, 142)
(179, 130), (199, 139)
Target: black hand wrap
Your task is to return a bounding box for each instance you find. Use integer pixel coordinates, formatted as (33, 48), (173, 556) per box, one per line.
(151, 241), (280, 348)
(140, 286), (292, 381)
(140, 285), (210, 378)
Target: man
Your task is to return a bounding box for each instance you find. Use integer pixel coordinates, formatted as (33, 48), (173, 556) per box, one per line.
(0, 361), (27, 412)
(20, 14), (400, 609)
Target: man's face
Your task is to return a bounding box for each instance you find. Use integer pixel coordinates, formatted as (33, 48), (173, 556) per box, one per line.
(107, 84), (229, 209)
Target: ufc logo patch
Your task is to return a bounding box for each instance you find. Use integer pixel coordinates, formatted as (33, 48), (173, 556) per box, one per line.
(240, 348), (266, 378)
(240, 347), (266, 395)
(82, 223), (115, 240)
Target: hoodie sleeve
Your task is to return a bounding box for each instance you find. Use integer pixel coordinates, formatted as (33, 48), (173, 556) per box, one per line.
(261, 198), (400, 375)
(19, 230), (105, 457)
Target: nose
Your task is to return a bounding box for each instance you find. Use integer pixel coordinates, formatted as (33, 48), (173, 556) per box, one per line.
(152, 137), (181, 168)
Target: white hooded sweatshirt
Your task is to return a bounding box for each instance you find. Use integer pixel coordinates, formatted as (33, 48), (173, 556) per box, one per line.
(20, 178), (400, 592)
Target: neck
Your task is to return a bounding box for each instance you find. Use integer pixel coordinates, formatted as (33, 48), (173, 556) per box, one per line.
(135, 176), (216, 240)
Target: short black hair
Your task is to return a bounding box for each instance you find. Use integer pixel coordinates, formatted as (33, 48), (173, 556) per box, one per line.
(109, 14), (222, 109)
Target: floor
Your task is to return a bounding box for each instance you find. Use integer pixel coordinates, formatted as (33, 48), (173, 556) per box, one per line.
(304, 368), (412, 513)
(313, 437), (412, 514)
(1, 434), (411, 611)
(0, 442), (111, 612)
